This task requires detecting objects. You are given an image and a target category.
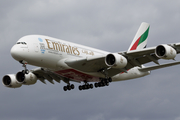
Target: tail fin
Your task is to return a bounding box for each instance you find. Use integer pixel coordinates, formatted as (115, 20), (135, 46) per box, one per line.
(128, 22), (150, 51)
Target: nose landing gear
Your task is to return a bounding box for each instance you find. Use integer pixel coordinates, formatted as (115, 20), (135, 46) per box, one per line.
(19, 60), (29, 74)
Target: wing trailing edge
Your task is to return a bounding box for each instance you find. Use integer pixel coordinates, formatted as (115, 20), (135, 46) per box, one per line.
(139, 61), (180, 72)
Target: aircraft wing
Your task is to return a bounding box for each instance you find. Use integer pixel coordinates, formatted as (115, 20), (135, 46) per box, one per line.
(122, 42), (180, 70)
(31, 68), (78, 84)
(65, 42), (180, 77)
(64, 55), (125, 77)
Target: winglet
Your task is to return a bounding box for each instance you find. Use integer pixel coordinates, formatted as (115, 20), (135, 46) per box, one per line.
(128, 22), (150, 51)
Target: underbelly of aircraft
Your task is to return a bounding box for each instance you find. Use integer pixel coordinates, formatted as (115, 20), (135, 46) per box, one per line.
(55, 69), (100, 82)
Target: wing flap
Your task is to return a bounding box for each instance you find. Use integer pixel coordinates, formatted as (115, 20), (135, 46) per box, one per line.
(32, 68), (62, 84)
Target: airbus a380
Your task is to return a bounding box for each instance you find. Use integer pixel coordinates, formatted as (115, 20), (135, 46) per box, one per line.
(3, 22), (180, 91)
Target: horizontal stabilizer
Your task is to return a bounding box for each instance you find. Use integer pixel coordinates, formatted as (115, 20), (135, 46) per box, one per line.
(139, 61), (180, 72)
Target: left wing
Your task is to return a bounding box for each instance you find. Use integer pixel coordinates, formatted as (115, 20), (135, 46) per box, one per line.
(64, 42), (180, 77)
(121, 42), (180, 70)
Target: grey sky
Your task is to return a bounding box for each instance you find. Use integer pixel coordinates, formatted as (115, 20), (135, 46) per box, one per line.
(0, 0), (180, 120)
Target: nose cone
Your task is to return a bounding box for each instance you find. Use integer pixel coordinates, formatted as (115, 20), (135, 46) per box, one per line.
(11, 45), (22, 61)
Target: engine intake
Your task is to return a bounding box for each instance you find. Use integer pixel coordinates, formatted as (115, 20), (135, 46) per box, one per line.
(105, 53), (127, 68)
(155, 44), (177, 60)
(2, 74), (22, 88)
(16, 72), (37, 85)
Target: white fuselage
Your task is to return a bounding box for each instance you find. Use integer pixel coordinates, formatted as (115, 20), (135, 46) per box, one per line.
(11, 35), (150, 82)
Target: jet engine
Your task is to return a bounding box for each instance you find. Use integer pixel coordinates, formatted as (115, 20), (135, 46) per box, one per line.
(105, 53), (127, 68)
(2, 74), (22, 88)
(155, 44), (177, 60)
(16, 72), (37, 85)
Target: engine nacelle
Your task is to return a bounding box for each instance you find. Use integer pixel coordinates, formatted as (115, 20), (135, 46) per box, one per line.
(155, 44), (177, 60)
(16, 72), (37, 85)
(105, 53), (127, 68)
(2, 74), (22, 88)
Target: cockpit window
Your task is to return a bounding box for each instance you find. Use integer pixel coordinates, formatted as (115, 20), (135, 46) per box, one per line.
(17, 42), (27, 45)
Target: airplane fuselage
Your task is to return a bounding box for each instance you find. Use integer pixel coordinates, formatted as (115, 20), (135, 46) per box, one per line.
(10, 35), (150, 83)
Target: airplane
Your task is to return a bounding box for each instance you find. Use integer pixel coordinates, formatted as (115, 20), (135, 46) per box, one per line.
(2, 22), (180, 91)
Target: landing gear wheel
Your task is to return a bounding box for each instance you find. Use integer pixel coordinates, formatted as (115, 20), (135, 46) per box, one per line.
(63, 86), (67, 91)
(98, 82), (102, 87)
(71, 84), (75, 89)
(82, 85), (86, 90)
(79, 86), (82, 91)
(78, 83), (94, 91)
(94, 77), (112, 88)
(63, 84), (75, 91)
(67, 85), (71, 90)
(108, 77), (112, 82)
(105, 82), (109, 86)
(90, 84), (93, 89)
(95, 83), (98, 88)
(87, 84), (90, 89)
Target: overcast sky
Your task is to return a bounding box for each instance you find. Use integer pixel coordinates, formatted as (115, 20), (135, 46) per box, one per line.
(0, 0), (180, 120)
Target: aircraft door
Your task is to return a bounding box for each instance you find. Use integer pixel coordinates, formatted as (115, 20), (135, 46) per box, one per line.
(34, 43), (39, 52)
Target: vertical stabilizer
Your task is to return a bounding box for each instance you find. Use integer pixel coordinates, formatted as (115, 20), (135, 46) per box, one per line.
(128, 22), (150, 51)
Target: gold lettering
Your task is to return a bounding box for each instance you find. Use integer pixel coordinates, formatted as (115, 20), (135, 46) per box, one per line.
(58, 42), (63, 52)
(66, 45), (70, 53)
(45, 39), (80, 56)
(62, 44), (66, 52)
(72, 47), (80, 56)
(45, 39), (53, 49)
(68, 45), (72, 54)
(52, 42), (60, 51)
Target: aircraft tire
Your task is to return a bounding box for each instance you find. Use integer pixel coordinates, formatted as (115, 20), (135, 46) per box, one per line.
(67, 85), (71, 90)
(79, 85), (82, 91)
(63, 86), (67, 91)
(95, 83), (98, 88)
(90, 84), (93, 89)
(71, 84), (75, 89)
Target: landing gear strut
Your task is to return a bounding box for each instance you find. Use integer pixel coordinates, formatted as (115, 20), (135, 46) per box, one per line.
(20, 60), (29, 74)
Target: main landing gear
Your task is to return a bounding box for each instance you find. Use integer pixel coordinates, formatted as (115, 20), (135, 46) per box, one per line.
(63, 84), (75, 91)
(63, 77), (112, 91)
(94, 77), (112, 88)
(79, 83), (93, 91)
(78, 78), (112, 91)
(78, 77), (112, 91)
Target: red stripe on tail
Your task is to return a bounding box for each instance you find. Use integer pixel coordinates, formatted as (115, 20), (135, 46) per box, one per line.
(130, 36), (141, 51)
